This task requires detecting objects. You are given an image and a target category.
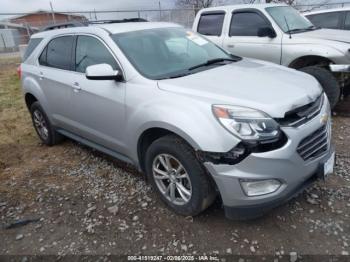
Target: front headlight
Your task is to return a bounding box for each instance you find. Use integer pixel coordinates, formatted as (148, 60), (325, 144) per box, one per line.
(212, 105), (280, 141)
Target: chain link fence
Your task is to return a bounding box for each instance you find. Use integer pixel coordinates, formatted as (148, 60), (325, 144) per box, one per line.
(1, 2), (350, 54)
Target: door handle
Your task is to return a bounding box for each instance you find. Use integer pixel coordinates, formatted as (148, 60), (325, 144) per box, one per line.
(73, 82), (81, 92)
(227, 44), (235, 48)
(39, 71), (44, 80)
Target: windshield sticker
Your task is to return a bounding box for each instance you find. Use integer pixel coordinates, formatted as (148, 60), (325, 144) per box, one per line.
(186, 32), (208, 46)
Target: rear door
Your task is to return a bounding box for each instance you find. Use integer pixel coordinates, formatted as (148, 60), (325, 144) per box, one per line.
(37, 35), (76, 131)
(222, 9), (282, 64)
(70, 34), (126, 153)
(196, 11), (226, 46)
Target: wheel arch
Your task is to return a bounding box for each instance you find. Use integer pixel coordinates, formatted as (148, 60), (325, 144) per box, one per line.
(288, 55), (334, 70)
(137, 126), (199, 173)
(24, 93), (38, 110)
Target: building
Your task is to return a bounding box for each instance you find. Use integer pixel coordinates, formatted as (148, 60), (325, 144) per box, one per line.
(0, 21), (38, 45)
(9, 10), (88, 28)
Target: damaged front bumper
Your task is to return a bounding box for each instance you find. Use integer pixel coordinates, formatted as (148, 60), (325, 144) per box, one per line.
(202, 95), (333, 220)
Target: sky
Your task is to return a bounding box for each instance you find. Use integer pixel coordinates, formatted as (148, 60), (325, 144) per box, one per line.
(1, 0), (350, 14)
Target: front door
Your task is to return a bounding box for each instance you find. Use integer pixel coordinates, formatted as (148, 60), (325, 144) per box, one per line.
(70, 35), (126, 153)
(222, 10), (282, 64)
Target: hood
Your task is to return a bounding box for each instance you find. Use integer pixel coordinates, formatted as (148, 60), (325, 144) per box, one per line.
(296, 28), (350, 43)
(157, 59), (322, 118)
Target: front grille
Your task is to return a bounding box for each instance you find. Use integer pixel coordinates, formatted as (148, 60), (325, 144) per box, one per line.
(276, 94), (324, 127)
(297, 125), (329, 161)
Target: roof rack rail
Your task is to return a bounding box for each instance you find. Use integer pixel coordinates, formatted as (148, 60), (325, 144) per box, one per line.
(40, 18), (147, 32)
(89, 18), (148, 24)
(41, 21), (87, 31)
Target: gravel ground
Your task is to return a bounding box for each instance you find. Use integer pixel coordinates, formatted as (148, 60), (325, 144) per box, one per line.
(0, 57), (350, 260)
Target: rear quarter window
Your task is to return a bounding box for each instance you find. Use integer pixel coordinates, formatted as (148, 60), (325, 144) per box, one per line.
(197, 12), (225, 36)
(23, 38), (43, 61)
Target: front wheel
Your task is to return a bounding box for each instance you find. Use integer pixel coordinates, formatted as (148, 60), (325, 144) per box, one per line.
(145, 135), (216, 216)
(299, 66), (340, 109)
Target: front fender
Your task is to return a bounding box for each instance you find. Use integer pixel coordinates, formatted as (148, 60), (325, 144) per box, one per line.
(282, 43), (349, 66)
(124, 91), (239, 164)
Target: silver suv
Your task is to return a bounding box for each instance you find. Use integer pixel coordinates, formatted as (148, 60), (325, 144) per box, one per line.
(20, 20), (334, 219)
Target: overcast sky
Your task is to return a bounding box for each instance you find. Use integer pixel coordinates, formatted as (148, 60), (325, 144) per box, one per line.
(1, 0), (350, 14)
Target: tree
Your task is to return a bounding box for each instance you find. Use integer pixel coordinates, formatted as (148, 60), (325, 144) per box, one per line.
(176, 0), (215, 9)
(265, 0), (296, 4)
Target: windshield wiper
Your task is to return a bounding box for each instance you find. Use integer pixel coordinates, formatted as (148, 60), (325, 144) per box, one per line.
(286, 26), (317, 34)
(188, 58), (237, 71)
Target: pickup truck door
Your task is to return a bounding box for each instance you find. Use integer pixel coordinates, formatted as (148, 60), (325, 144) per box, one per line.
(222, 9), (282, 64)
(195, 11), (226, 47)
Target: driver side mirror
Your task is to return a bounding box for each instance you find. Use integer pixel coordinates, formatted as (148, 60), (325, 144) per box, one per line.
(257, 27), (277, 38)
(85, 63), (123, 81)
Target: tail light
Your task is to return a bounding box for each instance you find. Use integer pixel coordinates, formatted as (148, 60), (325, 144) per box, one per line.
(17, 65), (21, 79)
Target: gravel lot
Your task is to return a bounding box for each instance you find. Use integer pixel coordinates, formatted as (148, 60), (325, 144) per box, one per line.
(1, 56), (350, 259)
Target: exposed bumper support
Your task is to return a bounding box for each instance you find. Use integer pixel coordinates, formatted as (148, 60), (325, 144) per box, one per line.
(329, 64), (350, 73)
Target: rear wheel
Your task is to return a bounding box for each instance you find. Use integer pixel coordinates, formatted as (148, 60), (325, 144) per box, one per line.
(30, 102), (64, 146)
(145, 135), (216, 216)
(299, 66), (340, 109)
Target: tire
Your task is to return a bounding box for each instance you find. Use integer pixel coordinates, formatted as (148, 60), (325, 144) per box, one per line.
(299, 66), (340, 109)
(30, 101), (64, 146)
(145, 135), (216, 216)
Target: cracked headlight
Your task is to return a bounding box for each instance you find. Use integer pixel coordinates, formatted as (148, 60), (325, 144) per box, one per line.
(212, 105), (281, 141)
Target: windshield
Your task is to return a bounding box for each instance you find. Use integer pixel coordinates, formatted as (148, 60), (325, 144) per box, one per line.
(266, 6), (315, 33)
(112, 27), (238, 80)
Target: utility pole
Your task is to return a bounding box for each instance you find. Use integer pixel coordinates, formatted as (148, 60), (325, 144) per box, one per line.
(94, 8), (98, 21)
(50, 1), (56, 24)
(159, 1), (162, 21)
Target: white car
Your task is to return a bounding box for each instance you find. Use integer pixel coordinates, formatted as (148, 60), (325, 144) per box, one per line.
(193, 3), (350, 108)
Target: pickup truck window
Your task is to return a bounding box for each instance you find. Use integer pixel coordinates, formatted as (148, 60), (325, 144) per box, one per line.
(266, 6), (314, 33)
(230, 12), (270, 36)
(345, 12), (350, 30)
(307, 12), (342, 30)
(112, 27), (236, 80)
(197, 12), (225, 36)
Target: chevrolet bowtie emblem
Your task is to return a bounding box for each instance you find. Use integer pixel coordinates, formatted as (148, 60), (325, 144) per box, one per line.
(320, 114), (329, 125)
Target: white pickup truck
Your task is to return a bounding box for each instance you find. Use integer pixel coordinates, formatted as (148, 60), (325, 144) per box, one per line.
(193, 3), (350, 108)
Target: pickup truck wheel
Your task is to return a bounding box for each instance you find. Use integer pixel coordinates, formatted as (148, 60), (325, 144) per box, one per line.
(30, 102), (64, 146)
(299, 66), (340, 109)
(145, 135), (216, 216)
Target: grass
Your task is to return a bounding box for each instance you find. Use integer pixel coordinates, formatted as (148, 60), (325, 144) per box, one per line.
(0, 57), (36, 144)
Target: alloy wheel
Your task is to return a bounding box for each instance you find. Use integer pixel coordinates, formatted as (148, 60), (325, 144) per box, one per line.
(152, 154), (192, 205)
(33, 110), (49, 140)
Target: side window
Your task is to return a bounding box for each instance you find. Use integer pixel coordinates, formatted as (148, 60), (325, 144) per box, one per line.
(197, 12), (225, 36)
(75, 35), (118, 73)
(230, 12), (270, 36)
(45, 36), (74, 70)
(307, 12), (341, 29)
(38, 46), (47, 66)
(23, 38), (42, 61)
(345, 12), (350, 30)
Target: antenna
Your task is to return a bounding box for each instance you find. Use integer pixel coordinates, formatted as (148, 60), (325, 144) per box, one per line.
(284, 16), (292, 39)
